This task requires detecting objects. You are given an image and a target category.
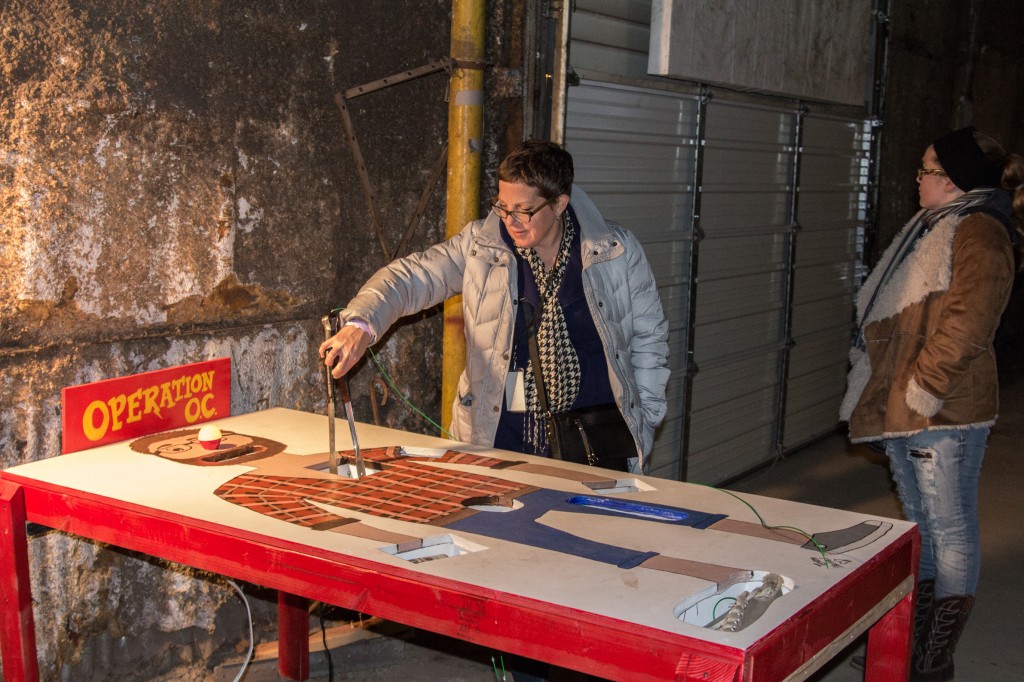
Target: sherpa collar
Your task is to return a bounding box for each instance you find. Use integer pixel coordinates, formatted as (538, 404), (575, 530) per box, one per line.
(856, 210), (957, 327)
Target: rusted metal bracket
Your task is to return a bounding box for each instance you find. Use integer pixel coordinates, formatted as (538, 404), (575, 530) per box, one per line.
(392, 141), (448, 260)
(333, 92), (391, 260)
(333, 57), (489, 263)
(343, 59), (450, 99)
(368, 375), (389, 426)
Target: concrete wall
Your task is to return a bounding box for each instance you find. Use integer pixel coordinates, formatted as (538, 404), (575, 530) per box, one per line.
(0, 1), (522, 678)
(877, 1), (1024, 374)
(875, 0), (1024, 254)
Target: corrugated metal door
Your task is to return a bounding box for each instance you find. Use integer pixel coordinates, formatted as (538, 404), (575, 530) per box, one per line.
(565, 80), (698, 481)
(687, 102), (797, 483)
(562, 0), (870, 484)
(783, 116), (870, 450)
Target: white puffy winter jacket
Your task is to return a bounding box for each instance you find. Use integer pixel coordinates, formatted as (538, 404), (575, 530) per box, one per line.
(340, 186), (670, 468)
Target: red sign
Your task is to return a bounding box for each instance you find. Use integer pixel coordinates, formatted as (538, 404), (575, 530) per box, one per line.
(61, 358), (231, 454)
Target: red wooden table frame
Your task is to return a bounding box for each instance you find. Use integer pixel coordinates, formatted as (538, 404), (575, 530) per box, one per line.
(0, 472), (919, 682)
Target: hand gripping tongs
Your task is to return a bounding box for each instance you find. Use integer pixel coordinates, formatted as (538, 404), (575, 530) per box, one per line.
(322, 314), (366, 479)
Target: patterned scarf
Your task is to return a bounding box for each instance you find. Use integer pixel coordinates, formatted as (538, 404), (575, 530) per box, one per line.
(518, 212), (582, 450)
(854, 187), (1011, 351)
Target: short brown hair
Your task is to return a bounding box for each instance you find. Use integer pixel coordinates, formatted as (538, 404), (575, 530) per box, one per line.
(497, 140), (574, 198)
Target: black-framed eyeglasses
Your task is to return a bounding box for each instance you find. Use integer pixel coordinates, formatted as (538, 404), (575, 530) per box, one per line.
(490, 196), (555, 224)
(917, 167), (947, 180)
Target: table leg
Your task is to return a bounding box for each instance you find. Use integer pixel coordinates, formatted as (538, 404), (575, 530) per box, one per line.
(865, 588), (913, 681)
(0, 480), (40, 682)
(278, 590), (310, 681)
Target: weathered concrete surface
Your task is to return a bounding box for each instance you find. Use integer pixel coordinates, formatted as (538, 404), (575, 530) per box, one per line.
(876, 1), (1024, 373)
(874, 0), (1024, 258)
(0, 0), (526, 679)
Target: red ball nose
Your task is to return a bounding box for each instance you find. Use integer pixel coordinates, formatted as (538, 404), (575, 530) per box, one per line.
(198, 425), (223, 450)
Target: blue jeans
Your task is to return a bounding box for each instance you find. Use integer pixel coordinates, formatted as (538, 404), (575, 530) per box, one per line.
(885, 427), (988, 598)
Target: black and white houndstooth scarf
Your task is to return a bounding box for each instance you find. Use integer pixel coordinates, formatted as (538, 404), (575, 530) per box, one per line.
(518, 212), (582, 452)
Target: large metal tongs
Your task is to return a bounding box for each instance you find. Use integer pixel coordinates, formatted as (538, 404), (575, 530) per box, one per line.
(321, 314), (366, 479)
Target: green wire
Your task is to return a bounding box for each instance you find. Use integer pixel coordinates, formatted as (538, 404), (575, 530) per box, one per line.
(696, 483), (831, 567)
(327, 307), (453, 440)
(713, 596), (737, 619)
(490, 655), (506, 681)
(367, 346), (453, 439)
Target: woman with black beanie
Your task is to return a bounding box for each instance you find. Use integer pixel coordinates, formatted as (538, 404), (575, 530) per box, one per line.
(840, 127), (1024, 681)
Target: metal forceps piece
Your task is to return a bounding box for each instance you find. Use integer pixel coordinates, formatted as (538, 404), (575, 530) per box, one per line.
(321, 314), (367, 478)
(321, 315), (340, 475)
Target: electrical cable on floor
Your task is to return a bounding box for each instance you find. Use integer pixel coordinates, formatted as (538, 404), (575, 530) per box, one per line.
(491, 654), (506, 680)
(319, 611), (334, 681)
(225, 579), (254, 682)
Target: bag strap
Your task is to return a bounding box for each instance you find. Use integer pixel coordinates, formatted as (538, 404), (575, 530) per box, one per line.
(522, 299), (563, 457)
(521, 299), (549, 411)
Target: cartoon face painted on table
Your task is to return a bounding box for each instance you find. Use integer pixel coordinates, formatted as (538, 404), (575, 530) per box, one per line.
(130, 429), (286, 465)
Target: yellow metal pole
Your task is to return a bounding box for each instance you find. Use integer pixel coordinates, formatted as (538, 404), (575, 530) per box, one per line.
(442, 0), (485, 430)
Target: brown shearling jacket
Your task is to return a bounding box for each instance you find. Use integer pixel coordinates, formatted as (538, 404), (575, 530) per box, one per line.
(841, 210), (1015, 442)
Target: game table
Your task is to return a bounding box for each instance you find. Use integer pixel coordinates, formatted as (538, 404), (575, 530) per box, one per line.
(1, 407), (918, 681)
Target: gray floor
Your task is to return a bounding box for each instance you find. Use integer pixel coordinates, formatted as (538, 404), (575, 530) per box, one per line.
(280, 376), (1024, 682)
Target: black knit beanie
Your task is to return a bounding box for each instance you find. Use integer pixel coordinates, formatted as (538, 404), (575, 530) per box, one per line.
(932, 127), (1003, 191)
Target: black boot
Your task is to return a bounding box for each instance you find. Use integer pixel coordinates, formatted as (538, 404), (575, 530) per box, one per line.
(913, 580), (936, 649)
(911, 594), (975, 682)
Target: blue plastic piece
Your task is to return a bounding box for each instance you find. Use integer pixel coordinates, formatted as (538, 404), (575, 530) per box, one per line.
(566, 495), (690, 521)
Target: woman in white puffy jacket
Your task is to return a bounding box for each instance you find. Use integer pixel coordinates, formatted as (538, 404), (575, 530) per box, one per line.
(320, 140), (670, 472)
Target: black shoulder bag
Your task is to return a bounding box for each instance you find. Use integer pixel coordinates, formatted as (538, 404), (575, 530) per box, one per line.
(525, 309), (635, 471)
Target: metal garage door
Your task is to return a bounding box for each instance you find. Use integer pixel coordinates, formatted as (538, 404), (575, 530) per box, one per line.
(784, 117), (870, 451)
(565, 81), (698, 481)
(563, 1), (869, 484)
(687, 101), (797, 483)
